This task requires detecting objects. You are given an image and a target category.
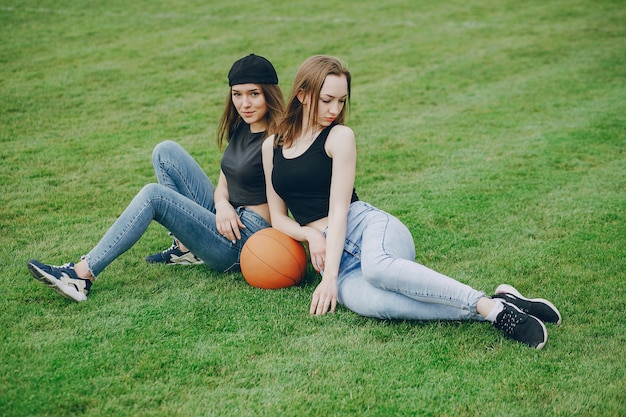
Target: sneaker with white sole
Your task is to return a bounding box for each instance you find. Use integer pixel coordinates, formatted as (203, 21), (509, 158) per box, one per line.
(27, 259), (91, 302)
(493, 284), (562, 325)
(145, 240), (203, 265)
(493, 301), (548, 349)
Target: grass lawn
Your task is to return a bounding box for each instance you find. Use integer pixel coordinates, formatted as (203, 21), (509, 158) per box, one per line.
(1, 0), (625, 416)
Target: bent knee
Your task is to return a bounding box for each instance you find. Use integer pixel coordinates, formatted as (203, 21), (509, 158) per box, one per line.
(137, 183), (163, 200)
(152, 140), (182, 163)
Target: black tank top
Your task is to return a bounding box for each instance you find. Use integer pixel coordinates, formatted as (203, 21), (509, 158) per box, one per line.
(220, 122), (267, 207)
(272, 123), (358, 226)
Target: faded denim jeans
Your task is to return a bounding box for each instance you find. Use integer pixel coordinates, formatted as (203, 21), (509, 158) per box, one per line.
(336, 201), (485, 321)
(84, 141), (269, 277)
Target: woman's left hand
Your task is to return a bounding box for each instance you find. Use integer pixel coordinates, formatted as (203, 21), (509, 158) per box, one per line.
(304, 227), (327, 273)
(310, 277), (338, 315)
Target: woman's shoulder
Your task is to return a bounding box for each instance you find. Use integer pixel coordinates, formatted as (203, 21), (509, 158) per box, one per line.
(329, 123), (354, 136)
(325, 124), (356, 157)
(261, 134), (277, 152)
(327, 124), (355, 144)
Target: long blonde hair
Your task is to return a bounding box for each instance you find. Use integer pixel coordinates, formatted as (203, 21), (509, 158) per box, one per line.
(276, 55), (351, 148)
(217, 84), (284, 149)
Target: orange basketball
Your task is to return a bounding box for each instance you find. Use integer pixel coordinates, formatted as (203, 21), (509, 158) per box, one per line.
(240, 228), (308, 289)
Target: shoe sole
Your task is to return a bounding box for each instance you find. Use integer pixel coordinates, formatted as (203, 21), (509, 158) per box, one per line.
(145, 260), (204, 265)
(495, 284), (562, 325)
(531, 311), (548, 350)
(167, 260), (204, 265)
(27, 262), (87, 302)
(530, 312), (548, 350)
(145, 256), (204, 265)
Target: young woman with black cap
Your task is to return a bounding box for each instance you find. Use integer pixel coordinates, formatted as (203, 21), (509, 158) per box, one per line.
(145, 54), (283, 265)
(262, 55), (561, 349)
(27, 54), (284, 302)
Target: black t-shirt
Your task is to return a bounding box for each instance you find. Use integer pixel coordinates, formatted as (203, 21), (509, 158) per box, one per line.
(272, 123), (358, 226)
(220, 123), (267, 207)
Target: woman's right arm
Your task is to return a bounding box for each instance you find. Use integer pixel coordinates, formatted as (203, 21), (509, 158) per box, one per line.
(261, 138), (326, 271)
(214, 171), (245, 242)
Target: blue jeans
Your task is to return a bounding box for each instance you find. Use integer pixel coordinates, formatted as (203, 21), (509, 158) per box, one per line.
(336, 201), (485, 321)
(84, 141), (270, 277)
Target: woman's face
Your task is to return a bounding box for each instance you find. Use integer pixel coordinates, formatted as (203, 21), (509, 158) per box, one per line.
(231, 83), (268, 132)
(316, 74), (347, 128)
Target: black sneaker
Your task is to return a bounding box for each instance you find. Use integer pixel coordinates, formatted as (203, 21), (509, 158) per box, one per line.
(145, 240), (203, 265)
(27, 259), (91, 302)
(493, 301), (548, 349)
(493, 284), (562, 325)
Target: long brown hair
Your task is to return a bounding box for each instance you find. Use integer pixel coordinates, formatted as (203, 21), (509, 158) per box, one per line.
(276, 55), (351, 148)
(217, 84), (284, 149)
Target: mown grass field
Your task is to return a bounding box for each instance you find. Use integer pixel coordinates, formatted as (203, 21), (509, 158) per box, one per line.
(1, 1), (625, 416)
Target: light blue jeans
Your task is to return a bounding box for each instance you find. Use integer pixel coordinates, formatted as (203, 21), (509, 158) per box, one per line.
(336, 201), (485, 321)
(84, 141), (270, 277)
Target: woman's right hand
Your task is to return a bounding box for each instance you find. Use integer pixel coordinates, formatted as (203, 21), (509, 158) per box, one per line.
(215, 201), (245, 243)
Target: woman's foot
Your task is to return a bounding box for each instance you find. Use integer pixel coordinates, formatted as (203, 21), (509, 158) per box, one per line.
(145, 240), (203, 265)
(493, 284), (562, 325)
(27, 259), (91, 302)
(493, 301), (548, 349)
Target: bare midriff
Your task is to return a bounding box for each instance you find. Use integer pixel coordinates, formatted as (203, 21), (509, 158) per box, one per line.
(246, 203), (271, 224)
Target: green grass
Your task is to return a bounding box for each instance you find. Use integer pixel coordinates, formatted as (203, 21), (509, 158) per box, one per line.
(1, 0), (625, 416)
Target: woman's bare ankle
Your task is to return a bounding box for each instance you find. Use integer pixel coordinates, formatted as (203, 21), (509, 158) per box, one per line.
(75, 260), (95, 282)
(177, 239), (189, 252)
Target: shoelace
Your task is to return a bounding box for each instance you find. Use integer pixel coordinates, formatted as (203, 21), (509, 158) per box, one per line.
(494, 306), (525, 336)
(50, 262), (75, 272)
(163, 241), (180, 253)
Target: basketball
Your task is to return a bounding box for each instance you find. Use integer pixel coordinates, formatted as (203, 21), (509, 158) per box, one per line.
(240, 228), (308, 289)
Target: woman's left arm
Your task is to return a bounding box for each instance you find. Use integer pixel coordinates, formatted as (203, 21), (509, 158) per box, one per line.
(310, 125), (357, 315)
